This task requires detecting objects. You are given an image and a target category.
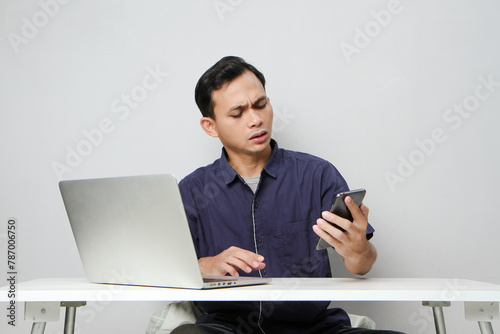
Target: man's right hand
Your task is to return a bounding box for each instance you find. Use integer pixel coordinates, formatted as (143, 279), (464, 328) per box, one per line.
(198, 246), (266, 276)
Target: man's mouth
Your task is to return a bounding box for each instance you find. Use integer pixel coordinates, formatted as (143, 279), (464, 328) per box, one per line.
(250, 131), (267, 140)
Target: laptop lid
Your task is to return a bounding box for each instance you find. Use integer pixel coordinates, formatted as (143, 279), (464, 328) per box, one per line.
(59, 174), (270, 289)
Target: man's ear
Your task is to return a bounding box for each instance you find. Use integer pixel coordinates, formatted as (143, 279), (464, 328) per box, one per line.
(200, 117), (219, 138)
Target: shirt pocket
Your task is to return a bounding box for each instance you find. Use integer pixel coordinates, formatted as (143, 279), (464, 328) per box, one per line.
(272, 219), (329, 277)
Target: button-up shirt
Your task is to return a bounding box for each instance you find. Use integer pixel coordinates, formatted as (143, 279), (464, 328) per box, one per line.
(179, 139), (374, 333)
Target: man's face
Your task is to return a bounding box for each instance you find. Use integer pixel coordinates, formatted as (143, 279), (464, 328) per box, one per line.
(204, 70), (273, 157)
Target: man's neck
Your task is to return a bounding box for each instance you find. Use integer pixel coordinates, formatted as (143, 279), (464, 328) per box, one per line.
(225, 145), (272, 178)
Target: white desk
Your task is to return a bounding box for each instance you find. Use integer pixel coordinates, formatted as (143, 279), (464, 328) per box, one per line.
(1, 277), (499, 334)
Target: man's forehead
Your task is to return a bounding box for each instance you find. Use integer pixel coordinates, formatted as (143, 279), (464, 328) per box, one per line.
(212, 71), (265, 106)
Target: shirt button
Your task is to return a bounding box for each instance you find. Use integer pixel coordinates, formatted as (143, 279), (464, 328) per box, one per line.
(257, 237), (262, 243)
(254, 203), (259, 209)
(261, 269), (267, 275)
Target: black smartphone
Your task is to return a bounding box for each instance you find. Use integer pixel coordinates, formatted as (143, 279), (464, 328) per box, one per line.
(315, 188), (366, 250)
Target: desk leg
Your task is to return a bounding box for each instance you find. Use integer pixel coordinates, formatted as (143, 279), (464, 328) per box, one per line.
(63, 306), (76, 334)
(60, 302), (86, 334)
(25, 302), (60, 334)
(478, 321), (494, 334)
(432, 306), (448, 334)
(30, 322), (46, 334)
(465, 302), (498, 334)
(423, 301), (451, 334)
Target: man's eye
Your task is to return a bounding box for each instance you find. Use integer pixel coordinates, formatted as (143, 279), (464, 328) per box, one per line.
(254, 102), (267, 109)
(231, 112), (243, 118)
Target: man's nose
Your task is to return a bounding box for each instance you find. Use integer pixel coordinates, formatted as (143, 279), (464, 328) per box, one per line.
(248, 109), (263, 127)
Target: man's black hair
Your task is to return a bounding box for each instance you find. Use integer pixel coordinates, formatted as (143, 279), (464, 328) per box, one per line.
(195, 56), (266, 119)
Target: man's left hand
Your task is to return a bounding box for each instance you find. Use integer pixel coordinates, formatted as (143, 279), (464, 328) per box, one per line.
(313, 196), (377, 275)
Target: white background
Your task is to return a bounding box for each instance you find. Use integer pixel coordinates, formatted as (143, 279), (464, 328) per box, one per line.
(1, 0), (499, 333)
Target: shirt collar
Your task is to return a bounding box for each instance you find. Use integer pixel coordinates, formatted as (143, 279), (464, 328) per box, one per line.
(219, 139), (281, 185)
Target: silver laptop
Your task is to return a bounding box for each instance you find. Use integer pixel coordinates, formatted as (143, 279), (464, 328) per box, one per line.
(59, 174), (271, 289)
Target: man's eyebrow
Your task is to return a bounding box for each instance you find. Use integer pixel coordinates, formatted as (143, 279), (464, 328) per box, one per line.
(252, 96), (267, 106)
(227, 96), (267, 113)
(228, 103), (248, 112)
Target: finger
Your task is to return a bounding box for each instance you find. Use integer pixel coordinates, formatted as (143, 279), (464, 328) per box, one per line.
(228, 247), (265, 269)
(228, 258), (266, 273)
(219, 263), (239, 277)
(314, 219), (346, 242)
(313, 222), (342, 249)
(345, 196), (365, 224)
(321, 211), (351, 231)
(254, 262), (266, 270)
(225, 256), (255, 273)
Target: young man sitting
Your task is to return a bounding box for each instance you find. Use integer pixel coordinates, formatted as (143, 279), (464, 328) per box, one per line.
(172, 56), (405, 334)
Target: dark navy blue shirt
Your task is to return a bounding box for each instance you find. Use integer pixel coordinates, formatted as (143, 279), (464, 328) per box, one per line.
(179, 140), (374, 333)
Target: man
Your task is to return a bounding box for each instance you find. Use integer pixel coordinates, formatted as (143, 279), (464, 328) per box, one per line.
(172, 56), (404, 334)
